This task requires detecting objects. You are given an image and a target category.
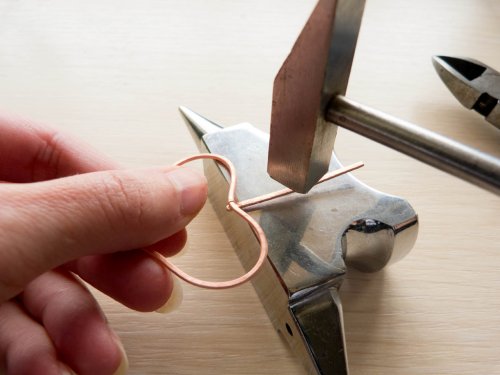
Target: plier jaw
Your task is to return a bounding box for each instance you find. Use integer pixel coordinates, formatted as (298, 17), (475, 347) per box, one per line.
(432, 55), (500, 129)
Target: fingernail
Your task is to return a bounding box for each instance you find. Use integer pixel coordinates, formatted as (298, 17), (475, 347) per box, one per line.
(168, 167), (207, 215)
(110, 333), (129, 375)
(156, 276), (183, 314)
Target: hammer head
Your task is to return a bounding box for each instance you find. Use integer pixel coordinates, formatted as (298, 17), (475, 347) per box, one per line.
(267, 0), (365, 193)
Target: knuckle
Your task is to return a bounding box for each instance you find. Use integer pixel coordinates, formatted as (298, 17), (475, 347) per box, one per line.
(93, 171), (147, 228)
(33, 129), (64, 181)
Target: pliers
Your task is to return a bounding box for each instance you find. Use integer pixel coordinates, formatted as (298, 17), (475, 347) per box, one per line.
(433, 55), (500, 130)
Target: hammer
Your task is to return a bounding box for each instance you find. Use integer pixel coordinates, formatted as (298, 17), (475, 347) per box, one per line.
(267, 0), (500, 195)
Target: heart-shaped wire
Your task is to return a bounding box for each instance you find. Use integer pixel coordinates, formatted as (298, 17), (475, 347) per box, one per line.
(146, 153), (268, 290)
(146, 153), (363, 290)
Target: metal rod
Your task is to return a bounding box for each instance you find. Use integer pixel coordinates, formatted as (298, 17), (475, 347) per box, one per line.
(328, 95), (500, 196)
(236, 161), (364, 211)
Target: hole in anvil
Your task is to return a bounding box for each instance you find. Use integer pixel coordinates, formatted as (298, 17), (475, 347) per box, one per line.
(286, 323), (293, 336)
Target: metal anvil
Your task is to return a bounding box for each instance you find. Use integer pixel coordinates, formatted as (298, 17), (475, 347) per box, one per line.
(179, 107), (418, 374)
(178, 0), (498, 373)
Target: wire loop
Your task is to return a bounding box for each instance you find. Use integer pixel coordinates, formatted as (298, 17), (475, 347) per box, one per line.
(146, 153), (268, 289)
(146, 153), (363, 290)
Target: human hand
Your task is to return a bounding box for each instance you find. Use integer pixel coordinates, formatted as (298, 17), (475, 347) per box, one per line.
(0, 114), (207, 375)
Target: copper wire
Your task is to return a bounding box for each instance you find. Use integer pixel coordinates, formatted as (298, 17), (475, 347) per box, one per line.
(146, 153), (363, 290)
(146, 154), (268, 290)
(234, 161), (364, 211)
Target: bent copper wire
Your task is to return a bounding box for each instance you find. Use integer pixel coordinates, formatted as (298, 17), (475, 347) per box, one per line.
(146, 153), (268, 290)
(146, 153), (363, 290)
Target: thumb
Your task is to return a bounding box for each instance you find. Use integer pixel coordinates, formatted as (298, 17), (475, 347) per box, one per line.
(0, 166), (207, 301)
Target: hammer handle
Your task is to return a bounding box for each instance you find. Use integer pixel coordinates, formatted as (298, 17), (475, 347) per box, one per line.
(328, 95), (500, 195)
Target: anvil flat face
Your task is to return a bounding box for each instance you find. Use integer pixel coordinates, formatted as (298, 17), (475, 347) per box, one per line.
(181, 108), (418, 374)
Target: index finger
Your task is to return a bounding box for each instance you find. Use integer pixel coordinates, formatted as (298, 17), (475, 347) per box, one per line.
(0, 114), (117, 182)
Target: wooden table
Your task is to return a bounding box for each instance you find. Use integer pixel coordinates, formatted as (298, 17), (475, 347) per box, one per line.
(1, 1), (499, 374)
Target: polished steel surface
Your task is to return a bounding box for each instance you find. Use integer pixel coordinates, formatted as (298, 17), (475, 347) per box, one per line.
(432, 56), (500, 129)
(267, 0), (365, 193)
(328, 95), (500, 196)
(180, 107), (418, 374)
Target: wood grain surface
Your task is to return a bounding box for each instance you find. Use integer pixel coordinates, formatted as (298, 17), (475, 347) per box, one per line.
(1, 1), (499, 374)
